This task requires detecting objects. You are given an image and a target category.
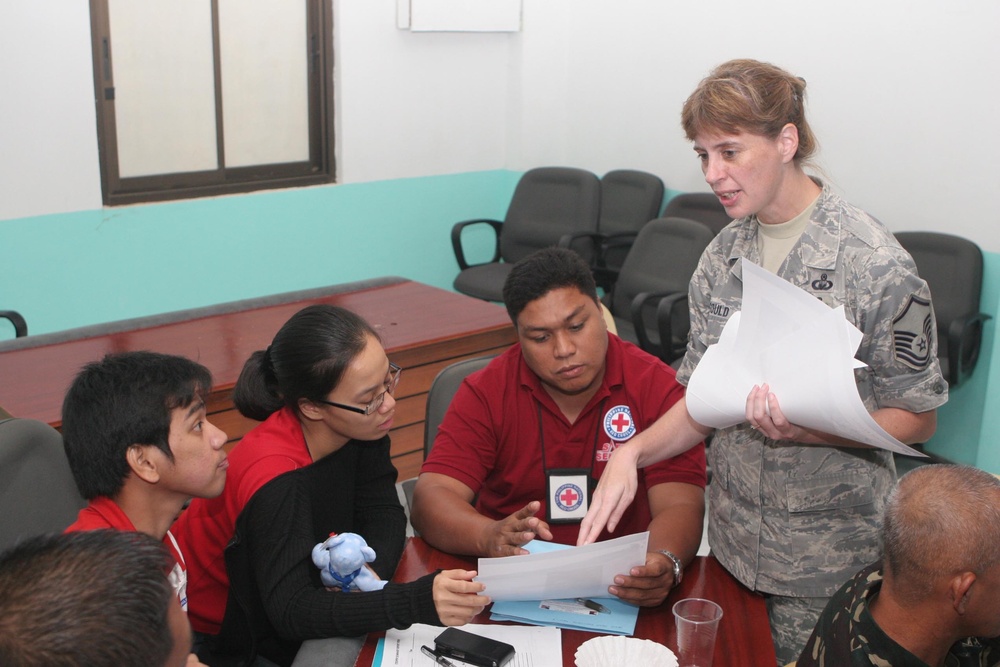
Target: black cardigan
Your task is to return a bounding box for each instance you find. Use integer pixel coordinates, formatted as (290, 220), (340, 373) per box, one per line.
(214, 438), (440, 666)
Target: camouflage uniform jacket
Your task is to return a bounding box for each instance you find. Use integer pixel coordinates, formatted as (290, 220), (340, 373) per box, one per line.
(798, 563), (1000, 666)
(675, 182), (948, 597)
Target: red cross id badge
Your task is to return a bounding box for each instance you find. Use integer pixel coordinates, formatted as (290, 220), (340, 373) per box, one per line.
(546, 468), (591, 524)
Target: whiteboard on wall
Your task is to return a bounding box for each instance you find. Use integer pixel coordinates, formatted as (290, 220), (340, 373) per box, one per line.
(399, 0), (522, 32)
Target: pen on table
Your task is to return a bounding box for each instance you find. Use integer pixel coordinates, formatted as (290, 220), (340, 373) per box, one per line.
(576, 597), (610, 613)
(421, 644), (457, 667)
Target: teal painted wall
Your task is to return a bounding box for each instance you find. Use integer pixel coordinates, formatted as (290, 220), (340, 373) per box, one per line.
(0, 170), (520, 337)
(924, 252), (998, 468)
(1, 171), (997, 470)
(971, 254), (999, 471)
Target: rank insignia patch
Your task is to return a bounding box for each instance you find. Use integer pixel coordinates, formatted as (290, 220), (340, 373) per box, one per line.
(892, 295), (933, 370)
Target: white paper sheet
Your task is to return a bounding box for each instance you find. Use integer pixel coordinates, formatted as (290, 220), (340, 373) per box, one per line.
(686, 259), (925, 457)
(474, 532), (649, 601)
(376, 623), (561, 667)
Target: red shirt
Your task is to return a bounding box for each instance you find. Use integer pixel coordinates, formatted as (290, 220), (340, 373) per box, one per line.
(421, 334), (706, 545)
(66, 496), (189, 610)
(173, 406), (313, 634)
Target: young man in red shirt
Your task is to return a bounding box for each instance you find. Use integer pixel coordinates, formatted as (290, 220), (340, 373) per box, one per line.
(412, 247), (706, 607)
(62, 351), (229, 613)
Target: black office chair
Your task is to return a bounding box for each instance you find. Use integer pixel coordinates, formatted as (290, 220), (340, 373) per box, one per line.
(399, 355), (497, 533)
(0, 418), (86, 551)
(0, 310), (27, 338)
(604, 217), (714, 364)
(662, 192), (731, 235)
(559, 170), (664, 292)
(452, 167), (601, 302)
(894, 231), (991, 389)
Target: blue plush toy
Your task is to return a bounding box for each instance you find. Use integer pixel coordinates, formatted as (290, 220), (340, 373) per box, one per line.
(311, 532), (387, 591)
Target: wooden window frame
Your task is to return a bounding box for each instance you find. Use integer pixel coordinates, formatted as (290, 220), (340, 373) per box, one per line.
(89, 0), (335, 206)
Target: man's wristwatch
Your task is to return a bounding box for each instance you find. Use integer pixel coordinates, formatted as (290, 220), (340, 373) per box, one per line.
(657, 550), (683, 587)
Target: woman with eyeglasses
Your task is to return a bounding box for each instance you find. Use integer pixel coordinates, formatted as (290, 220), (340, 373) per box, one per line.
(174, 304), (488, 667)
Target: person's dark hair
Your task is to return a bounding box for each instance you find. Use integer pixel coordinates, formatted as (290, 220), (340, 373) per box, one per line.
(233, 304), (379, 421)
(681, 58), (818, 165)
(501, 247), (599, 324)
(61, 351), (213, 500)
(882, 464), (1000, 603)
(0, 530), (176, 667)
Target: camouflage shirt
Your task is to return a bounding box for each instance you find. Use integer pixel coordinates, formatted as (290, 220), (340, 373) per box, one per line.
(676, 183), (948, 597)
(798, 563), (1000, 666)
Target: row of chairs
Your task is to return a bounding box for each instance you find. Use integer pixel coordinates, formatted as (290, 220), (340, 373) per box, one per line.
(451, 167), (733, 305)
(448, 166), (991, 388)
(450, 166), (728, 365)
(451, 167), (663, 302)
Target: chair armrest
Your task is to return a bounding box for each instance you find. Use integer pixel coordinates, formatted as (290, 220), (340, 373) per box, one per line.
(629, 290), (683, 360)
(656, 293), (689, 363)
(0, 310), (27, 338)
(558, 231), (605, 252)
(587, 232), (641, 292)
(451, 219), (503, 271)
(946, 312), (992, 387)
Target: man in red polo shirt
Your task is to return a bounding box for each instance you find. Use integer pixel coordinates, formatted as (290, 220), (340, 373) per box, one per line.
(412, 248), (706, 607)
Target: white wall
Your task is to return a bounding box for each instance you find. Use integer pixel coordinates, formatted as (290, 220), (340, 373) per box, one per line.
(3, 0), (999, 254)
(0, 2), (103, 220)
(509, 0), (1000, 251)
(334, 2), (512, 182)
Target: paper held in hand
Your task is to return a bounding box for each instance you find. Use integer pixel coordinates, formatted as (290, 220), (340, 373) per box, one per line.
(685, 259), (925, 457)
(474, 532), (649, 601)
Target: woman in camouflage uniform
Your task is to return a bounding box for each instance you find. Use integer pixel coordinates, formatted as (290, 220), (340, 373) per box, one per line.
(580, 59), (947, 665)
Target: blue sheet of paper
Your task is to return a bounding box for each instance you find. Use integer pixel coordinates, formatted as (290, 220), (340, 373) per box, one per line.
(488, 539), (639, 635)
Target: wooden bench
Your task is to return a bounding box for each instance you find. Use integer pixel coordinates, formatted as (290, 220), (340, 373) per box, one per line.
(0, 278), (516, 479)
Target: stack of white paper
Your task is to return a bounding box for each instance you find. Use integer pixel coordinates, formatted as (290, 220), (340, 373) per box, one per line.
(686, 259), (924, 457)
(475, 532), (649, 601)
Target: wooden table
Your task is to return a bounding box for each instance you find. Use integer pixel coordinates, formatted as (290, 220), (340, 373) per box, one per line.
(0, 280), (516, 480)
(353, 538), (777, 667)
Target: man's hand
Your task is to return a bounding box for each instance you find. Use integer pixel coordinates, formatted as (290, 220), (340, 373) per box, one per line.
(432, 569), (490, 626)
(478, 501), (553, 557)
(577, 445), (640, 546)
(607, 551), (675, 607)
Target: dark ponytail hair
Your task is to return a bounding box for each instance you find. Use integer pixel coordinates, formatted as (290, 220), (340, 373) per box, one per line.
(233, 304), (379, 421)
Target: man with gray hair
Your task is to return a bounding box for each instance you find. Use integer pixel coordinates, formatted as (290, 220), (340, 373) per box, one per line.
(798, 464), (1000, 666)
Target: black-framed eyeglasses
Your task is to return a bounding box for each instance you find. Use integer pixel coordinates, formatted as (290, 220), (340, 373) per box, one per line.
(317, 363), (402, 416)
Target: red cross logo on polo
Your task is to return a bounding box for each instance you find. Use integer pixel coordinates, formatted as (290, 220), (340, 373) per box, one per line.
(603, 405), (636, 441)
(553, 483), (584, 512)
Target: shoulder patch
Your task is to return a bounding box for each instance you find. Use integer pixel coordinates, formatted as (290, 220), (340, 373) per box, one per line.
(892, 295), (933, 371)
(603, 405), (636, 441)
